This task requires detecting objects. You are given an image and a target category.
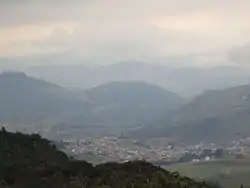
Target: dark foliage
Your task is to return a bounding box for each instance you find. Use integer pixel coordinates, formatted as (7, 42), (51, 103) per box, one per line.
(0, 129), (220, 188)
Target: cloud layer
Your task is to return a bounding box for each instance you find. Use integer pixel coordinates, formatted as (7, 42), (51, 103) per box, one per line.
(0, 0), (250, 67)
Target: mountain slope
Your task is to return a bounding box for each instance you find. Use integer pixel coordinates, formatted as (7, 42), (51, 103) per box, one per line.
(0, 72), (91, 126)
(84, 82), (185, 128)
(0, 129), (219, 188)
(0, 72), (184, 138)
(85, 81), (183, 107)
(163, 85), (250, 143)
(0, 128), (69, 167)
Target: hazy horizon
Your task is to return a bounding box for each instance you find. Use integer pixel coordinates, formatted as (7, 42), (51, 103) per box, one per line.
(0, 0), (250, 68)
(2, 2), (250, 186)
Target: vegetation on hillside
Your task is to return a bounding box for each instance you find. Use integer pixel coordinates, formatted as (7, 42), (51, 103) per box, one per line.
(0, 129), (219, 188)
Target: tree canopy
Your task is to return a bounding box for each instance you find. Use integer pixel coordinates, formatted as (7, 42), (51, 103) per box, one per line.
(0, 129), (220, 188)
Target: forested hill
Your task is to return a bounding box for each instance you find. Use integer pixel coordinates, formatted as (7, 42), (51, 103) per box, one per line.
(0, 129), (219, 188)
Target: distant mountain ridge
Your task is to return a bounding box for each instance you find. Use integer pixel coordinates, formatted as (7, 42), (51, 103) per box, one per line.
(150, 84), (250, 143)
(26, 62), (250, 97)
(86, 81), (183, 107)
(84, 81), (184, 129)
(0, 72), (92, 135)
(0, 72), (183, 138)
(4, 71), (250, 144)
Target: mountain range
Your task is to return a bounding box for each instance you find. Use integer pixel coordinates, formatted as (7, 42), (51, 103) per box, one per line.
(137, 84), (250, 143)
(0, 72), (183, 139)
(168, 84), (250, 143)
(2, 71), (250, 143)
(25, 62), (250, 98)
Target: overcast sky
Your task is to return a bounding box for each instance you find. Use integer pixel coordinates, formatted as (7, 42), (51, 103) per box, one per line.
(0, 0), (250, 67)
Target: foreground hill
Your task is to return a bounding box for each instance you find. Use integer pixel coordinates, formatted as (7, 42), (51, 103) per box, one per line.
(0, 129), (219, 188)
(84, 82), (184, 128)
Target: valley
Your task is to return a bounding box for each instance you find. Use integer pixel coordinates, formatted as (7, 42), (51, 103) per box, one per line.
(2, 71), (250, 187)
(166, 160), (250, 188)
(1, 1), (250, 187)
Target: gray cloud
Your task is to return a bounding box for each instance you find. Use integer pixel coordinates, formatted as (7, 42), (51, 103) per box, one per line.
(229, 43), (250, 66)
(0, 0), (250, 67)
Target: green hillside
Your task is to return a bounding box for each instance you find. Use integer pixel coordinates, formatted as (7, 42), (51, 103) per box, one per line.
(0, 129), (219, 188)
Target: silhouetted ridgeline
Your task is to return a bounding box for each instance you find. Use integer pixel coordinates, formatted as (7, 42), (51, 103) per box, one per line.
(0, 129), (219, 188)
